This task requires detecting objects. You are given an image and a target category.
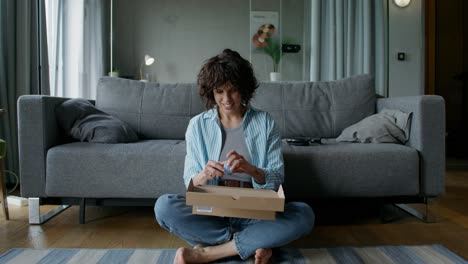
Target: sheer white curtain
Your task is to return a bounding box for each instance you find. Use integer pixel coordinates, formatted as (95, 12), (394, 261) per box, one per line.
(45, 0), (105, 99)
(310, 0), (387, 96)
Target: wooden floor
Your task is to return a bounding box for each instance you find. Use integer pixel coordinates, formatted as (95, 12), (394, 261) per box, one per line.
(1, 169), (467, 260)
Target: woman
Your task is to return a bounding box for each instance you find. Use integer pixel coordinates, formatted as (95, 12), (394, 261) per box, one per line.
(155, 49), (314, 264)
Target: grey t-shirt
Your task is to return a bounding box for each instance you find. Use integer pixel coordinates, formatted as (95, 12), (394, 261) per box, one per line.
(219, 125), (252, 182)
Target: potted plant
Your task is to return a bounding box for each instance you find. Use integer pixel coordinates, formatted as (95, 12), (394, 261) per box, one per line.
(252, 23), (282, 81)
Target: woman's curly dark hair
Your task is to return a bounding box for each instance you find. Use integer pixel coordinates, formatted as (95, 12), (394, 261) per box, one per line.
(197, 49), (259, 109)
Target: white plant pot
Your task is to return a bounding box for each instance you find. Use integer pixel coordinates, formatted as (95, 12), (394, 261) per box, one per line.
(109, 71), (119, 77)
(270, 72), (281, 82)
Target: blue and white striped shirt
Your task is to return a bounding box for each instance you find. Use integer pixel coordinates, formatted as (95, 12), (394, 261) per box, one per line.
(183, 106), (284, 191)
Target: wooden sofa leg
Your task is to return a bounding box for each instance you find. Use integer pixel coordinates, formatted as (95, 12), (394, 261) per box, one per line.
(79, 198), (86, 224)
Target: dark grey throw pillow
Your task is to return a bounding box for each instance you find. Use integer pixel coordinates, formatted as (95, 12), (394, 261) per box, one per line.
(70, 114), (138, 143)
(56, 99), (138, 143)
(55, 98), (102, 132)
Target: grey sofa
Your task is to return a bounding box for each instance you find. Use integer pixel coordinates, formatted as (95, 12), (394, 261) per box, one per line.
(18, 74), (445, 224)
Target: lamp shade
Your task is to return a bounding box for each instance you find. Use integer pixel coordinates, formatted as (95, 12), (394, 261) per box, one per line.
(394, 0), (411, 8)
(145, 55), (155, 66)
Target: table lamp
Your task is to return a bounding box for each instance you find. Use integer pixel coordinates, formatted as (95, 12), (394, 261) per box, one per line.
(394, 0), (411, 7)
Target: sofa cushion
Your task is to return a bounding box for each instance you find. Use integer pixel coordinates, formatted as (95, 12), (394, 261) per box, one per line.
(71, 114), (139, 143)
(56, 98), (138, 143)
(96, 75), (375, 140)
(96, 78), (204, 140)
(46, 139), (419, 199)
(336, 109), (412, 144)
(282, 141), (419, 198)
(55, 98), (99, 132)
(252, 74), (376, 138)
(46, 140), (187, 198)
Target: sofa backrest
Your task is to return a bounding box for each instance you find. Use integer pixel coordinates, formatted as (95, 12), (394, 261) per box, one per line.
(96, 78), (203, 139)
(251, 74), (376, 138)
(96, 74), (375, 139)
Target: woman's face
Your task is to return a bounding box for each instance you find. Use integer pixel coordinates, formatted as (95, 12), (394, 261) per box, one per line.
(214, 83), (243, 116)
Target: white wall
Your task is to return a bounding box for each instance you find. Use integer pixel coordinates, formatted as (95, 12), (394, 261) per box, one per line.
(388, 0), (424, 97)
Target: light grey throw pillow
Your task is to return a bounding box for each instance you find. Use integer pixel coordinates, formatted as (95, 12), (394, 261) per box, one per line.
(336, 109), (412, 144)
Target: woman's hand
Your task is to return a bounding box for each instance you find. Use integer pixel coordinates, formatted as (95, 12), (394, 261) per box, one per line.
(193, 160), (224, 186)
(226, 150), (265, 184)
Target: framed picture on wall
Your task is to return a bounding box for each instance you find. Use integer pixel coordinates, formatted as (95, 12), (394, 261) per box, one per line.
(250, 11), (279, 52)
(250, 11), (282, 80)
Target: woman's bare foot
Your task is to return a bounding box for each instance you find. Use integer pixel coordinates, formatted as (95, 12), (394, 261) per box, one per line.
(255, 248), (272, 264)
(173, 241), (238, 264)
(174, 247), (203, 264)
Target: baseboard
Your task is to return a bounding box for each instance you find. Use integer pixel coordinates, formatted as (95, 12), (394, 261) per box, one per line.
(7, 195), (29, 207)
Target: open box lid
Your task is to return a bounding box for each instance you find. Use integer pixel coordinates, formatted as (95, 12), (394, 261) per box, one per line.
(186, 179), (285, 212)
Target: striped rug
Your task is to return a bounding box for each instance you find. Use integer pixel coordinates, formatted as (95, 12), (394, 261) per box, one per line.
(0, 245), (465, 264)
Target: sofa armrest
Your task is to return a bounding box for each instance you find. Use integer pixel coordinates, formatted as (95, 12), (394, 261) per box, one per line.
(17, 95), (71, 197)
(376, 95), (445, 197)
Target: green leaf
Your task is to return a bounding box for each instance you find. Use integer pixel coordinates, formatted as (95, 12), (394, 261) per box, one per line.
(262, 38), (281, 72)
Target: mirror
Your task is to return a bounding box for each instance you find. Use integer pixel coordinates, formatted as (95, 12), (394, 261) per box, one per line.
(44, 0), (388, 97)
(112, 0), (386, 86)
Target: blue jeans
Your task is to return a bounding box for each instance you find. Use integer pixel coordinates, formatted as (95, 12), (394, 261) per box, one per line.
(154, 194), (315, 260)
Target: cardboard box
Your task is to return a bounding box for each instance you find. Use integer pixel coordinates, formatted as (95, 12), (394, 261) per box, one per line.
(186, 179), (285, 220)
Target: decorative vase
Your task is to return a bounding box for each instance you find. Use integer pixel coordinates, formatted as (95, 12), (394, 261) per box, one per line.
(270, 72), (281, 82)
